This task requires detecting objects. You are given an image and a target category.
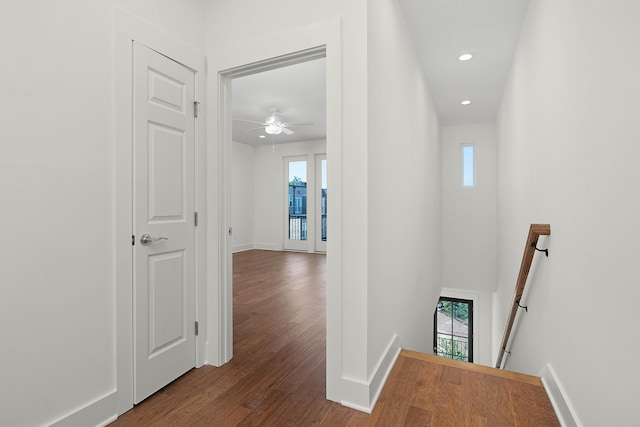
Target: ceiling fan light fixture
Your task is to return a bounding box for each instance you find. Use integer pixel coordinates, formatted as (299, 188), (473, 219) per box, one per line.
(265, 124), (282, 135)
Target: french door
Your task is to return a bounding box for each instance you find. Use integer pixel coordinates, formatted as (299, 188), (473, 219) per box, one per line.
(283, 155), (327, 252)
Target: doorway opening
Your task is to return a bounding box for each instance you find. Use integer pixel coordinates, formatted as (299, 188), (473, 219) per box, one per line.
(217, 48), (331, 395)
(230, 57), (326, 255)
(214, 25), (344, 401)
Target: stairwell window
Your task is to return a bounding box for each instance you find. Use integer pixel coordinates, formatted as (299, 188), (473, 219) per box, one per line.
(434, 297), (473, 362)
(462, 144), (475, 187)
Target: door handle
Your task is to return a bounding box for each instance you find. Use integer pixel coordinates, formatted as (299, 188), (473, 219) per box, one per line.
(140, 234), (168, 246)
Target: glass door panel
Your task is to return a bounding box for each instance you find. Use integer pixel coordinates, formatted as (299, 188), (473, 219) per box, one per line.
(284, 158), (308, 251)
(316, 155), (327, 252)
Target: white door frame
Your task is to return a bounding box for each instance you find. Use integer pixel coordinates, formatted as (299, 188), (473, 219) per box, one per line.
(207, 19), (343, 402)
(114, 7), (207, 416)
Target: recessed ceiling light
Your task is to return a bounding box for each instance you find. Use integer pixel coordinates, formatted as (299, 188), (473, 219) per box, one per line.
(259, 135), (266, 139)
(458, 53), (473, 61)
(461, 100), (472, 106)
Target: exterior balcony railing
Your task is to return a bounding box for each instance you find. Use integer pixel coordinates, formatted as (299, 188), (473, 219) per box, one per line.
(288, 213), (326, 242)
(435, 335), (469, 362)
(321, 213), (327, 241)
(289, 215), (307, 240)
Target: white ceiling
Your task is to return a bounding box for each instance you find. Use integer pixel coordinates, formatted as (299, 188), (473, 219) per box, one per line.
(231, 0), (530, 145)
(399, 0), (531, 126)
(232, 58), (326, 146)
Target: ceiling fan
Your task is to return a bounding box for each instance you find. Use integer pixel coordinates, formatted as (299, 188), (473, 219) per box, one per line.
(234, 107), (313, 136)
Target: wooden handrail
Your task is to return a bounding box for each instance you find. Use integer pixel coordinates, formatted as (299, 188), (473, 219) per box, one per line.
(496, 224), (551, 369)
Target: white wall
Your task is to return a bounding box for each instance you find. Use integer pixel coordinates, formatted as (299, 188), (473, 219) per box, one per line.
(0, 2), (205, 426)
(442, 123), (497, 292)
(231, 141), (256, 252)
(442, 122), (497, 366)
(496, 1), (640, 425)
(366, 0), (442, 403)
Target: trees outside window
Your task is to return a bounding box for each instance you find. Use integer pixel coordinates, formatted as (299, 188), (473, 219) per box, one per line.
(434, 297), (473, 362)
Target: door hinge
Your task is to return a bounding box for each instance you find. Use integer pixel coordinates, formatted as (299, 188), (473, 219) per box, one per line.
(132, 235), (135, 246)
(194, 212), (199, 227)
(195, 321), (199, 336)
(194, 101), (200, 118)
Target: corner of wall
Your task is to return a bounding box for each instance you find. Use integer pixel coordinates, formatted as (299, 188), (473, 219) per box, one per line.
(540, 364), (582, 427)
(232, 243), (256, 253)
(340, 377), (371, 413)
(253, 243), (282, 251)
(341, 334), (401, 413)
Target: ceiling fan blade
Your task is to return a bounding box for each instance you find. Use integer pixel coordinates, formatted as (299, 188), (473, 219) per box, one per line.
(281, 127), (295, 135)
(246, 127), (265, 133)
(282, 121), (314, 126)
(234, 118), (267, 125)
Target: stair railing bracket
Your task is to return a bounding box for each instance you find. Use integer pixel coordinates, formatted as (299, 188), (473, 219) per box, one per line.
(531, 242), (549, 257)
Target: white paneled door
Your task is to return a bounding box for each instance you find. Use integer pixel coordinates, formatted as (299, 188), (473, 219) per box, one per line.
(133, 42), (196, 404)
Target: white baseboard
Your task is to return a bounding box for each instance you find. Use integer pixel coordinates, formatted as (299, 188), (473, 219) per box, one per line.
(49, 390), (117, 427)
(340, 376), (371, 413)
(540, 363), (581, 427)
(232, 243), (255, 253)
(234, 243), (300, 252)
(368, 334), (401, 409)
(233, 243), (286, 253)
(253, 243), (282, 251)
(341, 334), (401, 413)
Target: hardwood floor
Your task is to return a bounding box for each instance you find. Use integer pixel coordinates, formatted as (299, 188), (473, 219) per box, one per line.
(111, 250), (559, 426)
(372, 350), (559, 427)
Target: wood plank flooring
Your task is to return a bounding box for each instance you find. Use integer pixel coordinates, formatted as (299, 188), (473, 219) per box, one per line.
(111, 250), (559, 426)
(374, 351), (559, 427)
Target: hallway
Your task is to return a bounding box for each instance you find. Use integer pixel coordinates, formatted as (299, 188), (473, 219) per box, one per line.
(110, 250), (559, 426)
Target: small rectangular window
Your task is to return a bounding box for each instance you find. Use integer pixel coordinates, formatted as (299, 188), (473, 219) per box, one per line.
(462, 145), (475, 187)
